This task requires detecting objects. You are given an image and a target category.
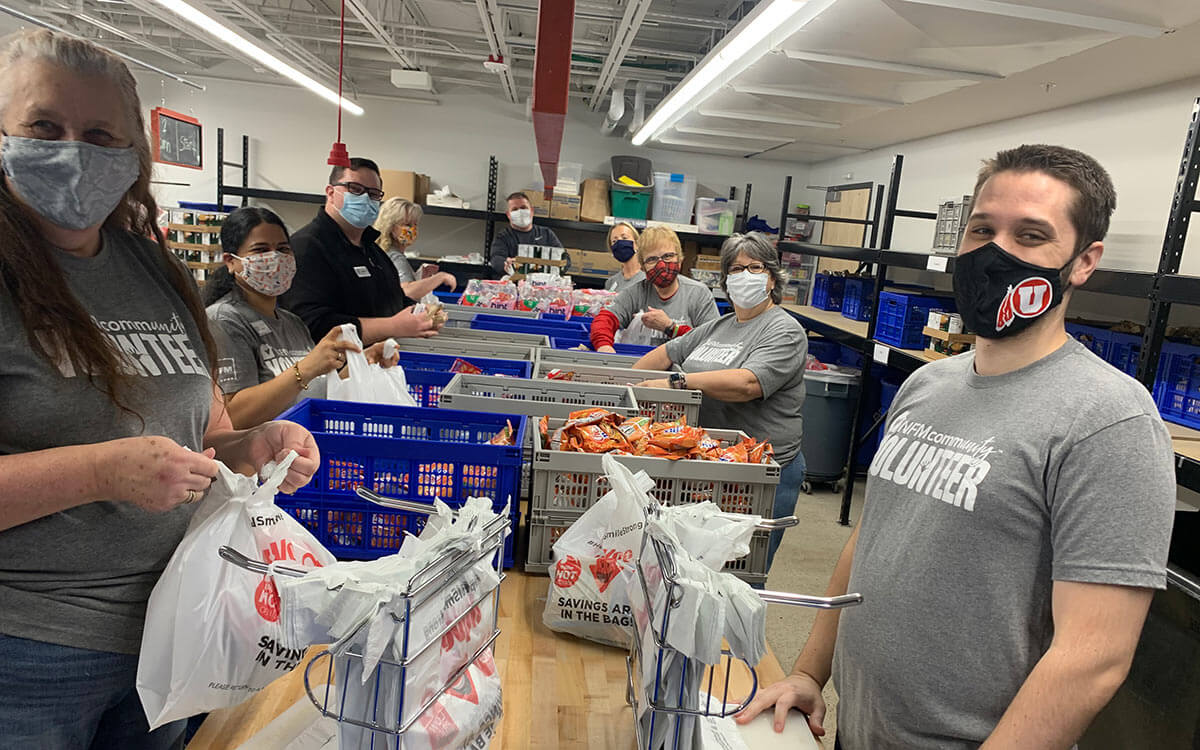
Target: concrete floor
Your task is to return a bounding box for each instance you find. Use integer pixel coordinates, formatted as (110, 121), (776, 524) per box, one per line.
(761, 480), (866, 747)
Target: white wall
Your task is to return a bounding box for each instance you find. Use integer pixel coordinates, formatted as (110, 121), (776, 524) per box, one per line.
(143, 72), (808, 257)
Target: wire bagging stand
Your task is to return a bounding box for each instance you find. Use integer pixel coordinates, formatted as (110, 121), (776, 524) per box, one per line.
(627, 511), (862, 750)
(219, 489), (511, 749)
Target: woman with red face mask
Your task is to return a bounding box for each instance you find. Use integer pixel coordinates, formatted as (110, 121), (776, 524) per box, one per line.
(589, 226), (719, 353)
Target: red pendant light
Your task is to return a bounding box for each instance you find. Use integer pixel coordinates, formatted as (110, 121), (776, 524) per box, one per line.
(327, 0), (351, 168)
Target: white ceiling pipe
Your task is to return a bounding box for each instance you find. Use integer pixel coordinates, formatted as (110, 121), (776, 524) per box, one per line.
(630, 79), (647, 133)
(601, 79), (626, 134)
(589, 0), (655, 110)
(475, 0), (518, 103)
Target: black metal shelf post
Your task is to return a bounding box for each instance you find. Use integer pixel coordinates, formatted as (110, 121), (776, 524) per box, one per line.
(485, 155), (498, 266)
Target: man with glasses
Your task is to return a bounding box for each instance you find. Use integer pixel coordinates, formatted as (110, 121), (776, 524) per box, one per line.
(282, 157), (437, 344)
(590, 225), (718, 352)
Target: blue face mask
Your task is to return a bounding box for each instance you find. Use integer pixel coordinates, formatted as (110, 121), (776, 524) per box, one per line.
(610, 239), (636, 263)
(338, 191), (381, 229)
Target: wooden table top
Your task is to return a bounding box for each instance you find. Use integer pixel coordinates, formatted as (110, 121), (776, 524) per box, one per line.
(189, 570), (788, 750)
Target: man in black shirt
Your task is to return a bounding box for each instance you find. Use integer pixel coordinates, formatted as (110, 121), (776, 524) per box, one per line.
(488, 191), (566, 277)
(281, 157), (437, 344)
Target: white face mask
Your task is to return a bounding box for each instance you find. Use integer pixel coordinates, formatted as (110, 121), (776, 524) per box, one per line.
(726, 270), (770, 309)
(510, 208), (533, 228)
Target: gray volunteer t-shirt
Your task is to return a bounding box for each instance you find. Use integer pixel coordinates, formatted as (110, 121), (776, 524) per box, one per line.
(605, 269), (645, 294)
(665, 306), (807, 465)
(608, 275), (719, 346)
(833, 338), (1176, 750)
(208, 286), (327, 405)
(0, 230), (213, 655)
(387, 249), (417, 284)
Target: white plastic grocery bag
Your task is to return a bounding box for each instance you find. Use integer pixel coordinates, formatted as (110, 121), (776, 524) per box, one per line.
(543, 454), (656, 648)
(326, 323), (418, 406)
(137, 451), (336, 729)
(615, 310), (656, 346)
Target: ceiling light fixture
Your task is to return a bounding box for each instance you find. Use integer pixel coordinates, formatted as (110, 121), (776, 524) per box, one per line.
(698, 107), (841, 128)
(630, 0), (838, 146)
(146, 0), (363, 114)
(729, 83), (903, 108)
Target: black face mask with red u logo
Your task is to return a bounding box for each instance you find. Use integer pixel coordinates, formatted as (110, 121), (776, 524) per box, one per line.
(953, 242), (1071, 339)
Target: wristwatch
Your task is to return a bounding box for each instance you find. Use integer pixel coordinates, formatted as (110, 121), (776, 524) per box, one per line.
(669, 372), (688, 390)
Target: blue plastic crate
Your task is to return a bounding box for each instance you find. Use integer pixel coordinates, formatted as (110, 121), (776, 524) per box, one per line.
(1066, 323), (1111, 360)
(1154, 341), (1200, 430)
(841, 277), (875, 322)
(811, 273), (845, 311)
(432, 290), (460, 304)
(470, 315), (589, 337)
(396, 351), (531, 378)
(716, 300), (733, 316)
(874, 290), (956, 350)
(550, 336), (594, 349)
(807, 337), (841, 365)
(1106, 330), (1141, 377)
(274, 399), (525, 566)
(614, 343), (655, 356)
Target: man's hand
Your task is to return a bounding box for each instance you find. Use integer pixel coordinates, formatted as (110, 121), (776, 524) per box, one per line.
(641, 308), (672, 332)
(636, 379), (669, 389)
(734, 672), (827, 737)
(390, 307), (437, 339)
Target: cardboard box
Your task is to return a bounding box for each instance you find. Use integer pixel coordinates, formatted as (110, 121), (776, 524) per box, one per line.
(570, 248), (621, 276)
(551, 194), (582, 221)
(580, 178), (610, 223)
(525, 191), (551, 218)
(380, 170), (429, 204)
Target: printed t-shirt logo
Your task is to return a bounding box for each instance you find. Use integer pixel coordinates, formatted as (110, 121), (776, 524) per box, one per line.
(996, 277), (1053, 332)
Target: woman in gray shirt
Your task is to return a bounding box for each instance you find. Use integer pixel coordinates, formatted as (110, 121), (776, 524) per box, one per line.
(0, 31), (317, 749)
(634, 233), (808, 573)
(375, 197), (457, 300)
(604, 221), (644, 294)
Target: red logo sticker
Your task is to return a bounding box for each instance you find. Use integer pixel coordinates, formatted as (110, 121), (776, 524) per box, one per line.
(554, 555), (582, 588)
(255, 577), (281, 622)
(996, 277), (1053, 331)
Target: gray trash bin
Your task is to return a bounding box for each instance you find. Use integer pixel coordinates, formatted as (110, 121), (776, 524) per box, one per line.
(800, 367), (861, 485)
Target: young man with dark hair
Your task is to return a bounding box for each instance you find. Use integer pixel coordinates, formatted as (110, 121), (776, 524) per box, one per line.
(281, 157), (437, 344)
(738, 144), (1175, 749)
(488, 191), (565, 277)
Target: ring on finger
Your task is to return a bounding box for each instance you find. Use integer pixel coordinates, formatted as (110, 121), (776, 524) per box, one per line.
(186, 489), (198, 504)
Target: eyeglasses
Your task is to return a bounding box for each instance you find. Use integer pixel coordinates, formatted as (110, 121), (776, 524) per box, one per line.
(642, 251), (679, 266)
(333, 181), (384, 202)
(729, 262), (768, 274)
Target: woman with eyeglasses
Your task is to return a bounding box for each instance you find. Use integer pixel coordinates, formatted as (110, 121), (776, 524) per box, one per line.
(633, 233), (809, 575)
(205, 207), (398, 429)
(590, 226), (719, 353)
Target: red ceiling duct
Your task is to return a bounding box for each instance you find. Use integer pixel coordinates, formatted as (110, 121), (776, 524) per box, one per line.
(531, 0), (574, 198)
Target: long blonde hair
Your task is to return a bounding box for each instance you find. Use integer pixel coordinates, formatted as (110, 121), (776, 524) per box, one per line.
(375, 197), (424, 251)
(0, 30), (216, 412)
(606, 221), (640, 247)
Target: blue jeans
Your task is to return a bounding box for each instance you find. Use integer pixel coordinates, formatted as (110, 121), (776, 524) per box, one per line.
(766, 451), (807, 572)
(0, 634), (186, 750)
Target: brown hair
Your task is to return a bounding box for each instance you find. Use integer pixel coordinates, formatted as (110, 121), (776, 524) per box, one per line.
(505, 191), (531, 205)
(973, 144), (1117, 253)
(0, 30), (217, 413)
(637, 225), (682, 262)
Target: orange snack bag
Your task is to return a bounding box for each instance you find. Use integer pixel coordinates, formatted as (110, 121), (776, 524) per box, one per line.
(617, 416), (652, 444)
(488, 420), (515, 446)
(714, 443), (750, 463)
(449, 358), (483, 375)
(544, 368), (576, 381)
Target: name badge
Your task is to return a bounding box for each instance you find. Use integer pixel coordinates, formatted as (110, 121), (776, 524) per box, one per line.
(353, 265), (371, 278)
(251, 320), (272, 336)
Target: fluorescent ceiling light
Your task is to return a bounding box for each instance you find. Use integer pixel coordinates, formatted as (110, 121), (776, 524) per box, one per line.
(631, 0), (838, 146)
(898, 0), (1167, 38)
(147, 0), (363, 114)
(698, 107), (841, 129)
(783, 49), (1001, 81)
(729, 83), (903, 108)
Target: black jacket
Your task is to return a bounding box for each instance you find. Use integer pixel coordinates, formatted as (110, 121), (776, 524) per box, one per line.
(280, 208), (411, 342)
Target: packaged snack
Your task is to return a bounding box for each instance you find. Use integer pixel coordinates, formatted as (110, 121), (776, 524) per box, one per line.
(488, 420), (515, 446)
(450, 358), (484, 375)
(617, 416), (651, 444)
(544, 369), (575, 381)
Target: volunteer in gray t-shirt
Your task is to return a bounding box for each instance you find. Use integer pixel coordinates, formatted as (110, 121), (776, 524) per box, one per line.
(634, 233), (807, 572)
(590, 226), (719, 352)
(206, 207), (399, 428)
(604, 221), (645, 294)
(374, 197), (458, 300)
(736, 146), (1176, 750)
(0, 32), (318, 748)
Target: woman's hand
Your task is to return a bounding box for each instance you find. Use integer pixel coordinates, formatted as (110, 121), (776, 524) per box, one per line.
(391, 307), (437, 339)
(596, 345), (617, 354)
(641, 308), (672, 332)
(238, 421), (320, 494)
(300, 326), (361, 382)
(734, 672), (827, 737)
(98, 436), (219, 512)
(365, 342), (401, 368)
(436, 272), (457, 291)
(636, 378), (669, 389)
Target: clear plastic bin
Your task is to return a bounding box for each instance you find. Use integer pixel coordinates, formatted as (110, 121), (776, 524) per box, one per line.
(652, 172), (697, 224)
(695, 197), (735, 234)
(532, 161), (583, 196)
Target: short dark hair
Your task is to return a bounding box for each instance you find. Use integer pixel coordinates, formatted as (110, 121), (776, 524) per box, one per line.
(329, 157), (381, 186)
(506, 191), (531, 205)
(972, 144), (1116, 253)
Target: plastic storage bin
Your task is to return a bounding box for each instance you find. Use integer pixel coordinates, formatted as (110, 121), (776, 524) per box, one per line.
(536, 347), (644, 369)
(800, 368), (861, 484)
(532, 161), (583, 195)
(438, 373), (640, 419)
(1106, 330), (1141, 377)
(811, 273), (845, 311)
(611, 188), (652, 220)
(611, 155), (654, 221)
(395, 337), (537, 363)
(695, 197), (735, 234)
(470, 315), (589, 338)
(651, 172), (697, 224)
(806, 337), (841, 365)
(611, 155), (653, 189)
(841, 277), (875, 321)
(396, 351), (531, 407)
(274, 399), (524, 566)
(874, 290), (956, 350)
(531, 361), (702, 423)
(1154, 341), (1200, 429)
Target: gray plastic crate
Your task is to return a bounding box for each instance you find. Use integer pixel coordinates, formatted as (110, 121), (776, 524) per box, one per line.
(442, 304), (537, 330)
(525, 509), (769, 584)
(438, 373), (640, 419)
(532, 419), (779, 517)
(532, 362), (702, 423)
(438, 326), (550, 347)
(535, 347), (644, 369)
(395, 337), (537, 362)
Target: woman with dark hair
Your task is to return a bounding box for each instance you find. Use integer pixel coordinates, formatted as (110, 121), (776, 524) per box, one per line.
(0, 30), (318, 748)
(206, 207), (397, 429)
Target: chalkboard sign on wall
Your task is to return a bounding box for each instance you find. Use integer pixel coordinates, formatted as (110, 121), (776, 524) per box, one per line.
(151, 107), (202, 170)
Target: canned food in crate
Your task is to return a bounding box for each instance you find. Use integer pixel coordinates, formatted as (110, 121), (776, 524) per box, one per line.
(927, 310), (944, 330)
(947, 313), (964, 334)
